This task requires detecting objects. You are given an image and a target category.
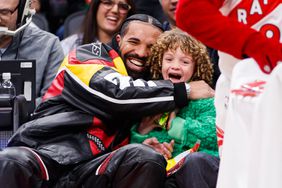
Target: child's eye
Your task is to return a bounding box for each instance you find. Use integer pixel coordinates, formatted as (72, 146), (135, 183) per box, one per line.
(165, 58), (173, 62)
(183, 60), (192, 65)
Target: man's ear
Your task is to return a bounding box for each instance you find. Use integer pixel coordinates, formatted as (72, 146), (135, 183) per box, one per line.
(116, 34), (121, 46)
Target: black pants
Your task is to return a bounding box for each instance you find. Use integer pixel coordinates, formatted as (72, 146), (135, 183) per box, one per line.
(0, 144), (167, 188)
(165, 152), (220, 188)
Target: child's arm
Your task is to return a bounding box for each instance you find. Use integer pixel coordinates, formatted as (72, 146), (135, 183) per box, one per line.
(168, 98), (218, 156)
(130, 124), (150, 144)
(137, 114), (163, 135)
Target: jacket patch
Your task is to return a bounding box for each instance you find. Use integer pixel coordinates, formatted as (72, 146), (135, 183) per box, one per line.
(91, 42), (102, 56)
(87, 133), (106, 152)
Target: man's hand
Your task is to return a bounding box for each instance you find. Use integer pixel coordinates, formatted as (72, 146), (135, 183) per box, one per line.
(189, 80), (214, 100)
(143, 137), (174, 160)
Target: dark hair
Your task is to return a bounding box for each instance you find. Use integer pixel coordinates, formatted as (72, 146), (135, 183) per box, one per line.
(82, 0), (135, 44)
(17, 0), (28, 26)
(119, 14), (164, 37)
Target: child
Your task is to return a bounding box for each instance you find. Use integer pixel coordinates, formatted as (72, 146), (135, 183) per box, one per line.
(131, 28), (218, 157)
(131, 28), (219, 187)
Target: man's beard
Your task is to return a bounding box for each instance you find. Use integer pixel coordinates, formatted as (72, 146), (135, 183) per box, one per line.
(125, 65), (150, 80)
(124, 53), (150, 80)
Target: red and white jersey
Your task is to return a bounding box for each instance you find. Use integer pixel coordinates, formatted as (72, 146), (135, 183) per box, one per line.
(176, 0), (282, 154)
(176, 0), (282, 78)
(219, 0), (282, 77)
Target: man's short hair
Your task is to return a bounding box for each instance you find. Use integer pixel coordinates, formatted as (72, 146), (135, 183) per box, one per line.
(119, 14), (164, 36)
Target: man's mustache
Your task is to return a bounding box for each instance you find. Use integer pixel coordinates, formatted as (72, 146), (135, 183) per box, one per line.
(124, 53), (148, 62)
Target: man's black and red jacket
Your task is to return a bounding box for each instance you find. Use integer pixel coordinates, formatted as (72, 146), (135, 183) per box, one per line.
(8, 42), (188, 165)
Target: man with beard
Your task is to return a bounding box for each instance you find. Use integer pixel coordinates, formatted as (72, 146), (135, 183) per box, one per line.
(0, 14), (214, 188)
(0, 0), (64, 106)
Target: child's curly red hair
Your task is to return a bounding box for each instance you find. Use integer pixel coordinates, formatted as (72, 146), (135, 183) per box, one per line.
(147, 28), (213, 85)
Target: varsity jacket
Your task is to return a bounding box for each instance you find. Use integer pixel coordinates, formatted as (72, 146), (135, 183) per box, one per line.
(7, 43), (188, 165)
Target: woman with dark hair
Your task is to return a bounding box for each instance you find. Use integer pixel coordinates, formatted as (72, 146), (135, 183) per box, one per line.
(61, 0), (135, 55)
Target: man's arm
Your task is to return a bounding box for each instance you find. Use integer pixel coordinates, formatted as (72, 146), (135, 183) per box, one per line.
(41, 43), (213, 120)
(176, 0), (254, 58)
(55, 66), (187, 119)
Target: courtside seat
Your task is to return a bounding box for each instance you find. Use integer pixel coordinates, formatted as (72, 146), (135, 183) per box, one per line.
(0, 95), (30, 149)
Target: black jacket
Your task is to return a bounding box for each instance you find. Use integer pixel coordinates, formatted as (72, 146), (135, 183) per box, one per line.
(8, 43), (188, 165)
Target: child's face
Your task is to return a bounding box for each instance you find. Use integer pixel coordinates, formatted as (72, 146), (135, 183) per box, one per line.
(161, 47), (195, 83)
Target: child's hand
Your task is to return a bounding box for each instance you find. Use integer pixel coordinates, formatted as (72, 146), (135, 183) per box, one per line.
(138, 114), (163, 134)
(143, 138), (174, 160)
(166, 110), (178, 130)
(162, 140), (174, 159)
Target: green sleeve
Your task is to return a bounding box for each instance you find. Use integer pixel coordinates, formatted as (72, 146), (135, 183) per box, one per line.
(130, 123), (173, 145)
(169, 98), (218, 157)
(130, 124), (150, 144)
(167, 117), (186, 143)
